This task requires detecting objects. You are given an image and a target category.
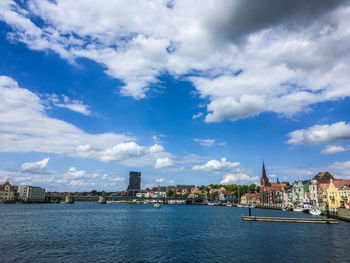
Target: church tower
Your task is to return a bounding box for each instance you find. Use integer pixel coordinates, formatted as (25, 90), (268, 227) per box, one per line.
(260, 162), (269, 188)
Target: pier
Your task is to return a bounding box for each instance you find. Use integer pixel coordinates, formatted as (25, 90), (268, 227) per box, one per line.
(242, 216), (339, 224)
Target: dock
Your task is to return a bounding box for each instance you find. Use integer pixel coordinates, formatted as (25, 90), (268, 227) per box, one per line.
(242, 216), (339, 224)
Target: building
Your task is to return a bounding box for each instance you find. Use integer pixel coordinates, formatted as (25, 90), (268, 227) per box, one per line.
(309, 172), (335, 207)
(259, 162), (286, 204)
(241, 192), (260, 205)
(19, 185), (46, 202)
(327, 179), (350, 211)
(291, 180), (310, 204)
(0, 181), (18, 202)
(127, 171), (141, 197)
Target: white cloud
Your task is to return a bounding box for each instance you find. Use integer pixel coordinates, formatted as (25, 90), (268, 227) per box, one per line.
(1, 1), (350, 121)
(156, 178), (165, 183)
(46, 94), (92, 116)
(220, 173), (259, 184)
(1, 165), (126, 192)
(155, 157), (174, 168)
(20, 157), (50, 173)
(0, 75), (172, 166)
(321, 145), (350, 154)
(287, 121), (350, 145)
(193, 138), (215, 147)
(192, 112), (203, 119)
(192, 157), (241, 172)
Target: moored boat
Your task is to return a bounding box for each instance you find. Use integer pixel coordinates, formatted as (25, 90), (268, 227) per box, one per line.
(309, 207), (322, 216)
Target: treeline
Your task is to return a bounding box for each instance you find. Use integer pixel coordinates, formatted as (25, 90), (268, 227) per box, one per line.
(198, 184), (260, 198)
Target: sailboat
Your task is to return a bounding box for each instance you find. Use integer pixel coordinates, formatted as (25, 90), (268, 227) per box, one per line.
(154, 178), (161, 208)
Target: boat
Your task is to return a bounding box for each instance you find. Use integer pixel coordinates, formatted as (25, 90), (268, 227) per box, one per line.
(293, 206), (303, 212)
(309, 207), (322, 216)
(302, 203), (312, 213)
(226, 203), (232, 207)
(154, 178), (161, 208)
(207, 202), (215, 206)
(237, 204), (243, 207)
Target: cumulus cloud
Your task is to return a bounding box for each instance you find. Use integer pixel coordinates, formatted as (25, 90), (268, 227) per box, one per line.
(1, 1), (350, 121)
(20, 157), (50, 173)
(193, 138), (215, 147)
(287, 121), (350, 145)
(0, 75), (172, 166)
(155, 157), (174, 168)
(321, 145), (350, 154)
(192, 157), (241, 172)
(1, 165), (126, 192)
(220, 173), (259, 184)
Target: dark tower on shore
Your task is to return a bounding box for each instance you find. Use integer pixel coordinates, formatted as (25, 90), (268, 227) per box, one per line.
(260, 162), (269, 188)
(127, 171), (141, 197)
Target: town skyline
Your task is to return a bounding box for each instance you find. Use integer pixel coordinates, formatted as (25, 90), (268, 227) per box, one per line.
(1, 1), (350, 192)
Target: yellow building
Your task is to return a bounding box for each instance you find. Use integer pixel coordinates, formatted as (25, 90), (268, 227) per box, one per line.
(327, 179), (350, 211)
(0, 181), (18, 202)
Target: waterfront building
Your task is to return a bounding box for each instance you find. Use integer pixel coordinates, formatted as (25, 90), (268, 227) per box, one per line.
(317, 183), (330, 209)
(241, 192), (260, 205)
(259, 163), (286, 204)
(127, 171), (141, 197)
(327, 179), (350, 211)
(309, 172), (335, 207)
(19, 185), (46, 202)
(291, 180), (310, 204)
(0, 181), (18, 202)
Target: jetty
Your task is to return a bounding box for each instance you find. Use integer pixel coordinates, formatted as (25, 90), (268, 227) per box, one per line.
(242, 216), (339, 224)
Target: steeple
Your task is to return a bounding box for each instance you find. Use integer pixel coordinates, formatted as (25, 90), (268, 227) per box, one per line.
(262, 162), (267, 179)
(260, 162), (269, 188)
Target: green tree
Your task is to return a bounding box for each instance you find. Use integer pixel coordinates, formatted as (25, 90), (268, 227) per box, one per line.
(166, 189), (174, 197)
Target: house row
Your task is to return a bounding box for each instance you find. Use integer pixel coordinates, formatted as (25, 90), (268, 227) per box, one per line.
(258, 165), (350, 211)
(0, 182), (45, 202)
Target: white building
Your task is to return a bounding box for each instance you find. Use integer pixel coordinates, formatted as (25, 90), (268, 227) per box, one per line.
(309, 180), (319, 206)
(20, 186), (46, 202)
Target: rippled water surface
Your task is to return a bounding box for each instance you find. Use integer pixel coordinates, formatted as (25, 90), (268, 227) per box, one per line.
(1, 203), (350, 263)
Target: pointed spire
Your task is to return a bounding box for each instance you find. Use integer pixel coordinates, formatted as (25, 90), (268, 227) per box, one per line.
(277, 177), (280, 184)
(262, 161), (267, 178)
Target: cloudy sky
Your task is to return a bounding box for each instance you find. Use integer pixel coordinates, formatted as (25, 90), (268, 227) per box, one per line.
(1, 0), (350, 191)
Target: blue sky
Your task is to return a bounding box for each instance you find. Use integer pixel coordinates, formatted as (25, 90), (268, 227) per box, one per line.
(1, 0), (350, 191)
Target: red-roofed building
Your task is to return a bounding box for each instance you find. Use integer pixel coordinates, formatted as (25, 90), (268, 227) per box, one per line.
(0, 181), (18, 202)
(259, 163), (286, 204)
(241, 192), (260, 205)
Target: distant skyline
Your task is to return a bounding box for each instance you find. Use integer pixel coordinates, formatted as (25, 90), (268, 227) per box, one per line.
(1, 0), (350, 191)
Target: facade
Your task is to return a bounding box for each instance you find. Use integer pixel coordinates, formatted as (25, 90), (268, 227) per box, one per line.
(291, 180), (310, 204)
(19, 185), (46, 202)
(259, 163), (286, 204)
(127, 171), (141, 197)
(0, 181), (18, 202)
(309, 180), (319, 206)
(327, 179), (350, 211)
(241, 192), (260, 205)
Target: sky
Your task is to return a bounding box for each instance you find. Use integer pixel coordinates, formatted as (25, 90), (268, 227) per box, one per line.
(1, 0), (350, 192)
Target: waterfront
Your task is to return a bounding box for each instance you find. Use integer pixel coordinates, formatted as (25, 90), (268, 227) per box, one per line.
(1, 203), (350, 263)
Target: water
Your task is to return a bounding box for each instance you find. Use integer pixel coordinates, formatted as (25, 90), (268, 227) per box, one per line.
(1, 203), (349, 263)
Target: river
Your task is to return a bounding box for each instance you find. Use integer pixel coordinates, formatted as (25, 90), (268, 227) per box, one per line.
(1, 203), (349, 263)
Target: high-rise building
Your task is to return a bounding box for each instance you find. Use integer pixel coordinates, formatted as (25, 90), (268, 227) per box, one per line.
(20, 185), (46, 202)
(127, 171), (141, 197)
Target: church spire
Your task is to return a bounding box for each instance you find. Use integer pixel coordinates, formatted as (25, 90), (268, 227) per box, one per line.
(262, 161), (267, 178)
(260, 161), (269, 188)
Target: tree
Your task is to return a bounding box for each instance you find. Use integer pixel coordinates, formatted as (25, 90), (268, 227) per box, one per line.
(166, 189), (174, 197)
(282, 181), (290, 186)
(91, 190), (97, 195)
(248, 183), (257, 193)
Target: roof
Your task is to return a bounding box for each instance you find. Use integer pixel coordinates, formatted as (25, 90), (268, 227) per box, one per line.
(0, 181), (18, 191)
(244, 193), (259, 199)
(332, 179), (350, 189)
(312, 172), (335, 183)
